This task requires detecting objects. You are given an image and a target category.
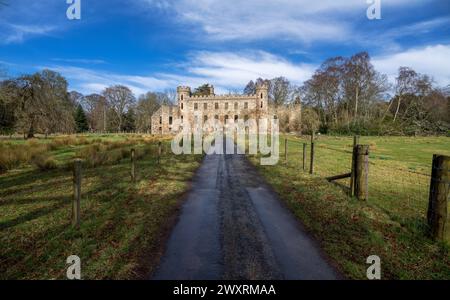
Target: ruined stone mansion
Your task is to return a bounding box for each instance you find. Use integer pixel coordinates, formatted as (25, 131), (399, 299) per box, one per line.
(151, 83), (301, 134)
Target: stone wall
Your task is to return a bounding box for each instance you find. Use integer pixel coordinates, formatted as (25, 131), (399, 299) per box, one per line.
(151, 105), (180, 135)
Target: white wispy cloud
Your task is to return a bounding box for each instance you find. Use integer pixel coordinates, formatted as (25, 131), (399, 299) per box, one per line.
(45, 44), (450, 97)
(0, 0), (66, 44)
(2, 24), (56, 44)
(139, 0), (430, 44)
(373, 44), (450, 86)
(40, 65), (174, 96)
(358, 16), (450, 52)
(43, 51), (315, 95)
(184, 51), (314, 87)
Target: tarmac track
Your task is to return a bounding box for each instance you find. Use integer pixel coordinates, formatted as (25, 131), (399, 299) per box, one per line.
(152, 139), (339, 280)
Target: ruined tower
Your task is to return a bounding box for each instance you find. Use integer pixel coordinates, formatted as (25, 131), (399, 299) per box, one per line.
(255, 81), (269, 112)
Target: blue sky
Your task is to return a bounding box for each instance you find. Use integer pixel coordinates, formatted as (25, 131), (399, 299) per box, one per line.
(0, 0), (449, 96)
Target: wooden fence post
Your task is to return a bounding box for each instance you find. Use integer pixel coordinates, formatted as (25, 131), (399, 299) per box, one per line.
(354, 145), (369, 201)
(131, 148), (136, 182)
(303, 143), (307, 171)
(285, 138), (288, 162)
(310, 142), (315, 174)
(350, 135), (360, 196)
(72, 159), (82, 228)
(158, 141), (162, 164)
(427, 155), (450, 242)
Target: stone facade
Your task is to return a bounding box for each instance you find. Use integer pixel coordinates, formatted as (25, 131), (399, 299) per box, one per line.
(151, 83), (270, 134)
(151, 82), (302, 134)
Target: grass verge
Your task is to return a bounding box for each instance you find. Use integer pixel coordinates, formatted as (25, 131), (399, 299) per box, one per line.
(0, 135), (202, 279)
(249, 135), (450, 279)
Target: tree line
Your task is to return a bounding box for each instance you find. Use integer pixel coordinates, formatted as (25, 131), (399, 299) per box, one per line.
(1, 51), (449, 137)
(243, 52), (449, 135)
(0, 69), (174, 138)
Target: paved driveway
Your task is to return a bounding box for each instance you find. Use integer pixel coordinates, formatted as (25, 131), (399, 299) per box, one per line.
(152, 141), (339, 280)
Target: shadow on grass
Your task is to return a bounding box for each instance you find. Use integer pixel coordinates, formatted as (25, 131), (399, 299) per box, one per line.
(0, 176), (71, 200)
(0, 150), (203, 279)
(0, 153), (197, 233)
(0, 168), (64, 191)
(0, 200), (68, 230)
(0, 194), (70, 207)
(329, 181), (351, 195)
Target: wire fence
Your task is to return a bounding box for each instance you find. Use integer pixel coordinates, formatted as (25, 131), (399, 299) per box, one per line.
(281, 135), (442, 225)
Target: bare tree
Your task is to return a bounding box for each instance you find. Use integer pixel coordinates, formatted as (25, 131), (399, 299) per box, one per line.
(136, 92), (162, 133)
(390, 67), (418, 122)
(269, 77), (291, 107)
(301, 107), (320, 134)
(343, 52), (388, 123)
(68, 91), (83, 106)
(302, 57), (345, 127)
(0, 76), (17, 135)
(243, 80), (256, 95)
(163, 88), (177, 104)
(102, 85), (135, 132)
(5, 70), (75, 137)
(343, 52), (369, 119)
(83, 93), (107, 132)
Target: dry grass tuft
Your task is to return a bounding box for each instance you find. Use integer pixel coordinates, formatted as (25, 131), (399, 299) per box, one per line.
(75, 142), (137, 168)
(0, 142), (49, 173)
(31, 153), (58, 171)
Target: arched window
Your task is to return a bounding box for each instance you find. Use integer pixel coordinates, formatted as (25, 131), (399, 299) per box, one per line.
(260, 93), (263, 99)
(234, 115), (238, 121)
(181, 94), (184, 101)
(181, 102), (183, 109)
(204, 115), (208, 122)
(261, 102), (263, 108)
(234, 102), (238, 110)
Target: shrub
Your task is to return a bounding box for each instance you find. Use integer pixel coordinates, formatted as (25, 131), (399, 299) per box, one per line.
(92, 138), (103, 144)
(108, 149), (126, 164)
(75, 137), (89, 146)
(31, 153), (58, 171)
(48, 136), (77, 150)
(0, 142), (50, 173)
(0, 144), (22, 173)
(76, 143), (108, 167)
(26, 139), (40, 148)
(103, 140), (133, 151)
(77, 143), (136, 167)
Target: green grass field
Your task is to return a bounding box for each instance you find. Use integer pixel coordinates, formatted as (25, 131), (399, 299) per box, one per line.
(250, 135), (450, 279)
(2, 133), (449, 279)
(0, 134), (202, 279)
